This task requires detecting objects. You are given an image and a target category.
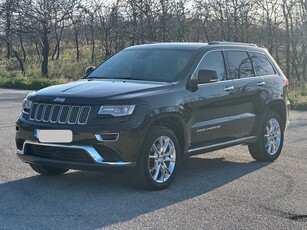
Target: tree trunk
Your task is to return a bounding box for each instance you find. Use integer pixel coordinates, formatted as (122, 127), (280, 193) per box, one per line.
(41, 30), (49, 77)
(91, 39), (95, 64)
(282, 3), (291, 79)
(13, 50), (25, 75)
(35, 41), (40, 56)
(52, 26), (63, 60)
(303, 55), (307, 80)
(74, 27), (80, 62)
(18, 32), (26, 62)
(5, 0), (12, 59)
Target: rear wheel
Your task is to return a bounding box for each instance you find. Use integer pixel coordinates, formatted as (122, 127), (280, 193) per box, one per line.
(30, 164), (69, 175)
(248, 111), (284, 162)
(132, 126), (180, 190)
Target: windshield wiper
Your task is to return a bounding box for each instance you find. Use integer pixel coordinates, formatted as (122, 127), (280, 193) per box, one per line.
(87, 76), (102, 79)
(112, 77), (135, 80)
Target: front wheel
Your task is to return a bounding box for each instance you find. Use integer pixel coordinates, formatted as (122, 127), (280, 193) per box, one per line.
(30, 164), (69, 175)
(132, 126), (180, 190)
(248, 111), (284, 162)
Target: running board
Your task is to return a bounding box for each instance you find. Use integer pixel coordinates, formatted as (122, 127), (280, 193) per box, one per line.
(188, 136), (256, 153)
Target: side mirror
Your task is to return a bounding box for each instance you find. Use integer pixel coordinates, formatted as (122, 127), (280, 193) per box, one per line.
(85, 66), (95, 75)
(191, 69), (218, 86)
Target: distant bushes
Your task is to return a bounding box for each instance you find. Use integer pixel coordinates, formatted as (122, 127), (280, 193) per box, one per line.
(0, 75), (68, 90)
(288, 86), (307, 110)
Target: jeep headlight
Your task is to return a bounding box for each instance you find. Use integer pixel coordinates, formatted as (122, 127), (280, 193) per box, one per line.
(22, 97), (32, 113)
(98, 105), (135, 117)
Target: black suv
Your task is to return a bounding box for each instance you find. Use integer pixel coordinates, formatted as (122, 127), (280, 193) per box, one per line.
(16, 42), (290, 190)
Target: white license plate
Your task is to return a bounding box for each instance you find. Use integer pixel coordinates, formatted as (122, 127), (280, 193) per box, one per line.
(35, 129), (73, 143)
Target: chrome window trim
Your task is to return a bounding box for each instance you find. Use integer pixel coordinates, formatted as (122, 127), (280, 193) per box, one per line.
(190, 48), (279, 86)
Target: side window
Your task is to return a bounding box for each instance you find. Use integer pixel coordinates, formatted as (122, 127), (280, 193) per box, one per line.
(197, 51), (226, 81)
(249, 52), (276, 76)
(225, 51), (254, 79)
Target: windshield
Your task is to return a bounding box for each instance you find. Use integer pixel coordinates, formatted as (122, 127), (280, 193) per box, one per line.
(87, 49), (196, 82)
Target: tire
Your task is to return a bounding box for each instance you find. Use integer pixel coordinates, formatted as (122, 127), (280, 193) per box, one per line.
(248, 111), (284, 162)
(30, 164), (69, 175)
(132, 126), (180, 190)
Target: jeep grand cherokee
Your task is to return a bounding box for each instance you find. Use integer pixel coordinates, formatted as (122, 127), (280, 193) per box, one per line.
(16, 42), (290, 190)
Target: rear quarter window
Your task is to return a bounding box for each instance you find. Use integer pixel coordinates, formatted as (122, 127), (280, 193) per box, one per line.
(249, 52), (276, 76)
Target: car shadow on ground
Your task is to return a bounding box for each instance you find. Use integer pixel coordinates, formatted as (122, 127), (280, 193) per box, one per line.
(0, 156), (270, 229)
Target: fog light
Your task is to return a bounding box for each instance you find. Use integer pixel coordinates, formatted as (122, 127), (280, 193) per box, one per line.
(95, 133), (119, 142)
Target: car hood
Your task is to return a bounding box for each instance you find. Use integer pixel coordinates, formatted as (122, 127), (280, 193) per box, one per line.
(29, 79), (173, 104)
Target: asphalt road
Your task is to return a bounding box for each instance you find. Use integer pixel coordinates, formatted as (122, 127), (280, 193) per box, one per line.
(0, 88), (306, 230)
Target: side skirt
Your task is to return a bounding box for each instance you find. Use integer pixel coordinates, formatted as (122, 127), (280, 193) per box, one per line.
(187, 136), (257, 156)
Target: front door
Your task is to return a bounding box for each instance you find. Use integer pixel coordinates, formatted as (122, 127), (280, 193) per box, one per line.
(187, 51), (240, 149)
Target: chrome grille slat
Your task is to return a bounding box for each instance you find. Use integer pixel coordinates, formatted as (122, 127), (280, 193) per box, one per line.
(29, 103), (38, 120)
(50, 105), (61, 123)
(42, 104), (53, 122)
(35, 104), (45, 121)
(59, 105), (70, 124)
(68, 106), (80, 124)
(29, 103), (90, 125)
(78, 106), (91, 124)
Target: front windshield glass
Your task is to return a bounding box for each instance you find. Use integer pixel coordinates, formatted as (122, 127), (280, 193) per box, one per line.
(87, 49), (196, 82)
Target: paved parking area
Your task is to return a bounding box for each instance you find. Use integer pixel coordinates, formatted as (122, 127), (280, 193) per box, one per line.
(0, 88), (306, 229)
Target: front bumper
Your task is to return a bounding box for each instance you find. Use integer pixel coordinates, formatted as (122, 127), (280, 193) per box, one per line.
(17, 141), (135, 171)
(15, 117), (148, 171)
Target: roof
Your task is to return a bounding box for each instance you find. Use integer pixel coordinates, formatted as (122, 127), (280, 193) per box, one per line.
(125, 42), (208, 51)
(124, 42), (264, 52)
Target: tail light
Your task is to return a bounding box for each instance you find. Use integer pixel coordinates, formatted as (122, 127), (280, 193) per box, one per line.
(284, 77), (289, 89)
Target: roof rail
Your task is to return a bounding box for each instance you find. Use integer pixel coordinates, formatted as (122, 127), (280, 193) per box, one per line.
(208, 41), (257, 47)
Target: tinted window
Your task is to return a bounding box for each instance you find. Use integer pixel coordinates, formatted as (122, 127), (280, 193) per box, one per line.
(250, 52), (276, 76)
(225, 51), (254, 79)
(197, 51), (226, 81)
(88, 49), (196, 82)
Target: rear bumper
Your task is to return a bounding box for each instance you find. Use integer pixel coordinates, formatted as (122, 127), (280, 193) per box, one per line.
(17, 141), (135, 171)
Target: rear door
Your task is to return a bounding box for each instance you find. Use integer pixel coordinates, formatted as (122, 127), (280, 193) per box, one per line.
(224, 50), (261, 138)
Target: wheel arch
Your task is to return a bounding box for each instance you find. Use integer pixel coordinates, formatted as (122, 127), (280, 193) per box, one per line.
(265, 100), (287, 129)
(146, 113), (189, 158)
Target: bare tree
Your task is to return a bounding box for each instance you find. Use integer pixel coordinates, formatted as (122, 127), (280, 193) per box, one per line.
(0, 0), (15, 59)
(0, 0), (306, 81)
(16, 0), (77, 77)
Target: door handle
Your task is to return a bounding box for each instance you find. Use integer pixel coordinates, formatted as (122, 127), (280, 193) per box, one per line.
(257, 81), (266, 86)
(224, 86), (234, 91)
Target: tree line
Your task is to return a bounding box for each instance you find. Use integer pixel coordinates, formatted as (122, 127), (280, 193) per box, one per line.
(0, 0), (306, 81)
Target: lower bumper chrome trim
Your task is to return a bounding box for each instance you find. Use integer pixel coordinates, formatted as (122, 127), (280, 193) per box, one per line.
(18, 141), (134, 166)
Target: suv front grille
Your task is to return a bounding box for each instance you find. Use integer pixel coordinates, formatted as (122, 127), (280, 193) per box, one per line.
(29, 103), (91, 125)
